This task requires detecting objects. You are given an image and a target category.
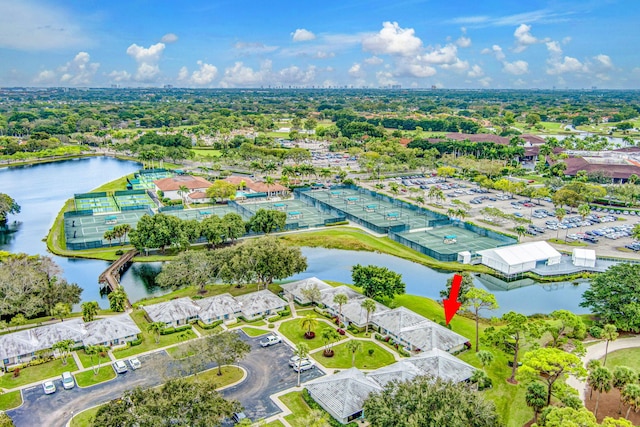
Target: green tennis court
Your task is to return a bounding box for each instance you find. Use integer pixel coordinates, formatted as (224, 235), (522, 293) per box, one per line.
(74, 195), (119, 214)
(242, 199), (339, 227)
(164, 206), (240, 221)
(64, 210), (150, 249)
(396, 225), (503, 256)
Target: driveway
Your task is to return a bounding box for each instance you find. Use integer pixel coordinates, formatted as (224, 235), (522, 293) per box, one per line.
(7, 332), (323, 427)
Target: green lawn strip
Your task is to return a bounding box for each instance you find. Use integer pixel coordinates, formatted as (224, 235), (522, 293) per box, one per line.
(457, 351), (531, 427)
(313, 340), (395, 370)
(548, 238), (588, 247)
(165, 345), (195, 359)
(75, 367), (116, 387)
(279, 227), (491, 274)
(0, 390), (22, 411)
(112, 310), (196, 359)
(241, 327), (270, 337)
(278, 318), (346, 351)
(0, 358), (79, 389)
(193, 322), (222, 336)
(76, 350), (96, 370)
(293, 309), (329, 319)
(70, 404), (102, 427)
(600, 348), (640, 371)
(281, 391), (313, 427)
(263, 421), (285, 427)
(187, 365), (244, 388)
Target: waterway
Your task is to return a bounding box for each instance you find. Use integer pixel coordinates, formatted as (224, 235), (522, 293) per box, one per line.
(0, 156), (591, 315)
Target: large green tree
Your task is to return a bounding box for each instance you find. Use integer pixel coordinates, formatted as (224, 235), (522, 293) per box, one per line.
(581, 263), (640, 332)
(129, 213), (188, 253)
(351, 264), (405, 300)
(363, 376), (502, 427)
(0, 193), (20, 227)
(235, 236), (307, 288)
(92, 378), (241, 427)
(464, 287), (498, 352)
(247, 209), (286, 234)
(517, 347), (587, 406)
(205, 180), (237, 202)
(181, 331), (250, 377)
(156, 251), (217, 293)
(439, 272), (475, 305)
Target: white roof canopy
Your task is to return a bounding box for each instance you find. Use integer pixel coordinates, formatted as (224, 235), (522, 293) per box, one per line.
(478, 241), (561, 266)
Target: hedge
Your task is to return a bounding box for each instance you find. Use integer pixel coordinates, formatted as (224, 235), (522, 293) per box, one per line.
(302, 389), (358, 427)
(160, 324), (192, 335)
(197, 319), (223, 330)
(128, 338), (143, 347)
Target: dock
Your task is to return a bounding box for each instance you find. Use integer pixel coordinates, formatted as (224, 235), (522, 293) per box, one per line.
(98, 249), (138, 292)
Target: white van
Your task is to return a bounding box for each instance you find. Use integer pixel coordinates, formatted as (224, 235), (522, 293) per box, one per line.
(61, 371), (75, 390)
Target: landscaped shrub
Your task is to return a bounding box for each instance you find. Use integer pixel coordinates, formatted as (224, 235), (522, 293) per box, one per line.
(268, 323), (275, 329)
(128, 338), (143, 347)
(589, 325), (603, 339)
(326, 221), (349, 227)
(313, 306), (329, 317)
(13, 367), (20, 377)
(398, 347), (411, 357)
(115, 249), (124, 255)
(160, 327), (176, 335)
(174, 325), (192, 333)
(192, 295), (203, 300)
(197, 319), (223, 330)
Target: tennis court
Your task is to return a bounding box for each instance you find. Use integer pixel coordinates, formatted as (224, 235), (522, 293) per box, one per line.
(64, 210), (150, 249)
(130, 170), (174, 190)
(164, 206), (241, 221)
(73, 194), (119, 214)
(396, 225), (504, 256)
(243, 199), (340, 227)
(114, 192), (156, 210)
(303, 187), (438, 230)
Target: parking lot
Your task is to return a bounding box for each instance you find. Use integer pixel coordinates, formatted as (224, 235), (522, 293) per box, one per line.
(372, 176), (640, 258)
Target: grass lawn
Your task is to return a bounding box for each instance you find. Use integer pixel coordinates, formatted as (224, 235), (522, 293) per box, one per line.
(242, 327), (269, 337)
(188, 365), (244, 389)
(313, 340), (396, 370)
(0, 390), (22, 411)
(193, 323), (222, 336)
(278, 318), (346, 351)
(191, 148), (222, 158)
(0, 358), (79, 389)
(263, 421), (285, 427)
(280, 391), (313, 427)
(75, 367), (116, 387)
(279, 227), (491, 274)
(600, 348), (640, 371)
(294, 309), (328, 319)
(166, 345), (195, 359)
(112, 310), (197, 359)
(548, 238), (588, 247)
(70, 405), (102, 427)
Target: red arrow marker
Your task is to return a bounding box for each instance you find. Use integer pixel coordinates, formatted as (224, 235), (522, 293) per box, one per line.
(443, 274), (463, 325)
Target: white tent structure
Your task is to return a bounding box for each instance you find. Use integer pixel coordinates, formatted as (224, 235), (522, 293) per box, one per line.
(477, 241), (562, 275)
(572, 248), (596, 267)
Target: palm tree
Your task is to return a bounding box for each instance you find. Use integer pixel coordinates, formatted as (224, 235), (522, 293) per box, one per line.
(81, 301), (99, 322)
(294, 342), (310, 387)
(525, 382), (547, 424)
(300, 314), (318, 339)
(85, 344), (109, 375)
(321, 328), (339, 357)
(333, 293), (348, 327)
(147, 321), (165, 344)
(52, 339), (75, 365)
(178, 185), (189, 205)
(114, 224), (132, 244)
(361, 299), (377, 334)
(346, 340), (362, 367)
(578, 203), (591, 231)
(613, 366), (637, 414)
(477, 350), (494, 371)
(416, 196), (425, 207)
(555, 207), (566, 239)
(108, 288), (128, 312)
(588, 366), (612, 417)
(602, 324), (619, 366)
(623, 383), (640, 419)
(265, 176), (275, 198)
(514, 225), (527, 242)
(103, 229), (116, 246)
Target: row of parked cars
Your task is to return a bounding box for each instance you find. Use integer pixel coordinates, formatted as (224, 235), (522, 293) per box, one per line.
(43, 357), (141, 395)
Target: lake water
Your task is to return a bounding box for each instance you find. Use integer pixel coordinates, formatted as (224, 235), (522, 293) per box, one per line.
(0, 157), (591, 315)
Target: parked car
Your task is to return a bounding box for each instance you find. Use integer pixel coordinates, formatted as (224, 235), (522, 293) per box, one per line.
(113, 360), (128, 374)
(232, 412), (248, 424)
(128, 357), (142, 370)
(260, 335), (282, 347)
(61, 371), (75, 389)
(289, 355), (310, 367)
(43, 381), (56, 395)
(292, 359), (316, 372)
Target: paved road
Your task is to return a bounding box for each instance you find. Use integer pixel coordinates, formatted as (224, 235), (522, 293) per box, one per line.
(567, 335), (640, 402)
(7, 332), (323, 427)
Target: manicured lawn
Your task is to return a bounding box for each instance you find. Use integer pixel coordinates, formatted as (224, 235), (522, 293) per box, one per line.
(601, 348), (640, 371)
(112, 310), (196, 359)
(166, 345), (195, 359)
(0, 358), (79, 389)
(70, 405), (102, 427)
(193, 322), (222, 336)
(280, 391), (313, 427)
(294, 309), (328, 319)
(242, 327), (269, 337)
(191, 148), (222, 158)
(0, 390), (22, 411)
(278, 318), (345, 351)
(263, 421), (285, 427)
(313, 340), (396, 370)
(76, 350), (98, 369)
(188, 365), (245, 389)
(75, 367), (116, 387)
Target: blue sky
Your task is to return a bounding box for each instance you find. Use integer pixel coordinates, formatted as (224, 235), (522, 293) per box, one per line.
(1, 0), (638, 89)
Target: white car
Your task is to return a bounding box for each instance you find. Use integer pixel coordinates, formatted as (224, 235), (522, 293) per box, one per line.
(260, 335), (282, 347)
(61, 371), (75, 389)
(128, 357), (142, 370)
(113, 360), (128, 374)
(292, 359), (315, 372)
(43, 380), (56, 394)
(288, 355), (310, 367)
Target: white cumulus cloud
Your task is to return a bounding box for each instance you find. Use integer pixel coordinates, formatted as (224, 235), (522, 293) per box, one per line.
(291, 29), (316, 42)
(502, 60), (529, 75)
(108, 70), (131, 83)
(126, 42), (166, 81)
(349, 63), (364, 77)
(33, 51), (99, 86)
(178, 61), (218, 86)
(364, 56), (384, 65)
(161, 33), (178, 43)
(545, 41), (588, 75)
(481, 44), (506, 61)
(513, 24), (541, 52)
(468, 64), (484, 78)
(456, 36), (471, 48)
(362, 22), (423, 56)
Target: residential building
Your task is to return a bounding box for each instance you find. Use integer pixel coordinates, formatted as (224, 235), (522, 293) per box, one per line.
(142, 297), (201, 327)
(224, 176), (287, 197)
(154, 175), (212, 200)
(235, 290), (287, 320)
(280, 277), (332, 304)
(195, 293), (242, 324)
(82, 313), (141, 347)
